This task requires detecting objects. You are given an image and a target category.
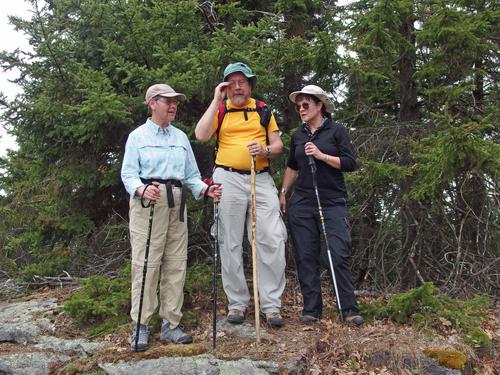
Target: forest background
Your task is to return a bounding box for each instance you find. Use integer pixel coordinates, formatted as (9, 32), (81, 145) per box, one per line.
(0, 0), (498, 301)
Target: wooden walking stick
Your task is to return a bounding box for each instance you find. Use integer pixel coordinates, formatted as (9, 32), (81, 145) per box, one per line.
(250, 156), (261, 343)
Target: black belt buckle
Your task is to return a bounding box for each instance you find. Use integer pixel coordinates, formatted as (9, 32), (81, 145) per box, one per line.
(217, 165), (268, 175)
(140, 178), (185, 222)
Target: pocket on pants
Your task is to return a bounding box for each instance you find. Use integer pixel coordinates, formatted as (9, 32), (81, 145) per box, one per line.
(279, 213), (288, 242)
(343, 217), (352, 233)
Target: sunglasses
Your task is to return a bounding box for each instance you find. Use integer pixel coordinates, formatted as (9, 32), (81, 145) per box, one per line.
(295, 102), (310, 112)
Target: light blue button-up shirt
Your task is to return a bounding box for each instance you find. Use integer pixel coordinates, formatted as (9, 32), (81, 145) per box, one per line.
(121, 118), (206, 199)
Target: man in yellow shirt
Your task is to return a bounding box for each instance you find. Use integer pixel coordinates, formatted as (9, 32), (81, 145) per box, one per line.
(196, 62), (287, 327)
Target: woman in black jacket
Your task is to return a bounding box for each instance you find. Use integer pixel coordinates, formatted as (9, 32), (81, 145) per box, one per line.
(279, 85), (363, 326)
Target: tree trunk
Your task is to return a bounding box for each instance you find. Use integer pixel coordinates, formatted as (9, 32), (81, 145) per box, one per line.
(397, 7), (424, 288)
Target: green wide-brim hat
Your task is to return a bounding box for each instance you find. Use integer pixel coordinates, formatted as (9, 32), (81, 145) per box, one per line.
(223, 62), (257, 87)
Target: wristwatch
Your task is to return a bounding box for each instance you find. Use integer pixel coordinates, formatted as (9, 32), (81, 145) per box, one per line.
(265, 146), (271, 158)
(280, 188), (287, 194)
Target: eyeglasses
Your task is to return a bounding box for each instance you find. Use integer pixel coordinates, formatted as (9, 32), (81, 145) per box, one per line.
(154, 96), (178, 106)
(295, 102), (310, 112)
(227, 79), (249, 87)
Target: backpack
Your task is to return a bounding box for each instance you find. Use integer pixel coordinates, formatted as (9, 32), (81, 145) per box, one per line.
(215, 99), (272, 153)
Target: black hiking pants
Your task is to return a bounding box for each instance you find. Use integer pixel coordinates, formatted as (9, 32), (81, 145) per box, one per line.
(287, 193), (359, 319)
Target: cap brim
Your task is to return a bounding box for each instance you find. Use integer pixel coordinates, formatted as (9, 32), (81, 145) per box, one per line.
(157, 93), (186, 101)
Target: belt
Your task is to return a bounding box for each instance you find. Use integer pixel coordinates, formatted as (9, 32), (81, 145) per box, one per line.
(216, 164), (269, 175)
(140, 178), (185, 222)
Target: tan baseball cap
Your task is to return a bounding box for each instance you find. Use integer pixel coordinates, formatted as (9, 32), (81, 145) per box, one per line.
(145, 83), (186, 103)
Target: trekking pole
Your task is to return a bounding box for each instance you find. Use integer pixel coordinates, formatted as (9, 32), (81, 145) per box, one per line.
(250, 156), (261, 343)
(308, 156), (343, 320)
(135, 191), (156, 351)
(212, 201), (219, 350)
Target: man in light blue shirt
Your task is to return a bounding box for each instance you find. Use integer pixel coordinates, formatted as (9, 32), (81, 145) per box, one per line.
(121, 83), (222, 352)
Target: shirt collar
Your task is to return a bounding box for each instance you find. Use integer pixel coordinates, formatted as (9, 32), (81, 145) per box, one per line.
(146, 118), (170, 136)
(303, 117), (328, 139)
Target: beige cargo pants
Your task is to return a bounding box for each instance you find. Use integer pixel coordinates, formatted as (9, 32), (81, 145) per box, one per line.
(129, 185), (187, 327)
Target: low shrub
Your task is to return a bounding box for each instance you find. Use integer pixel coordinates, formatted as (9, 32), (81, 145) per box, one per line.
(359, 282), (492, 350)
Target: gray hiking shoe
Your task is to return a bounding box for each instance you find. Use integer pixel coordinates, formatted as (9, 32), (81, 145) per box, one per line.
(160, 320), (193, 344)
(266, 312), (284, 327)
(130, 324), (150, 352)
(227, 309), (245, 324)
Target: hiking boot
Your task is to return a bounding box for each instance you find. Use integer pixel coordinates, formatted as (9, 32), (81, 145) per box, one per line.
(160, 320), (193, 344)
(266, 312), (284, 328)
(130, 324), (150, 352)
(344, 313), (364, 326)
(299, 314), (319, 324)
(227, 309), (245, 324)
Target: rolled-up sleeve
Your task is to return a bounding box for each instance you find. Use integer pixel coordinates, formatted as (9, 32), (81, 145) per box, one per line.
(337, 126), (357, 172)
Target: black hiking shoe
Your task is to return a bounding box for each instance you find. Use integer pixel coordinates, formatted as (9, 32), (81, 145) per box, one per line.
(344, 313), (364, 326)
(299, 314), (319, 324)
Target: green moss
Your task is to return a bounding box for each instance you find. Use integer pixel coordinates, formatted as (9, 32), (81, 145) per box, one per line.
(424, 348), (467, 370)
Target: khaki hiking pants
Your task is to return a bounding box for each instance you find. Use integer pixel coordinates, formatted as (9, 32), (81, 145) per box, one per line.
(129, 184), (187, 328)
(212, 167), (287, 314)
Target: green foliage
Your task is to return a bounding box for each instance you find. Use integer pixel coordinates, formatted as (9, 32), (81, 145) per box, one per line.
(62, 260), (216, 335)
(411, 111), (500, 200)
(385, 282), (442, 324)
(463, 327), (493, 350)
(360, 283), (493, 349)
(184, 261), (213, 294)
(63, 263), (131, 326)
(0, 0), (498, 297)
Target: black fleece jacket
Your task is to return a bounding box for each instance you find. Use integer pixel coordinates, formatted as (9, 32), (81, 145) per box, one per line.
(287, 118), (357, 201)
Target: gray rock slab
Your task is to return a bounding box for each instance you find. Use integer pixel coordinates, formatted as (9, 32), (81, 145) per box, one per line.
(216, 319), (270, 340)
(403, 357), (462, 375)
(368, 352), (462, 375)
(0, 298), (58, 345)
(0, 352), (72, 375)
(0, 297), (110, 357)
(0, 298), (58, 324)
(35, 335), (111, 356)
(99, 354), (279, 375)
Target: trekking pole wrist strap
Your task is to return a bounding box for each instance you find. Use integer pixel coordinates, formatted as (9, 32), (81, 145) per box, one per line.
(141, 184), (153, 208)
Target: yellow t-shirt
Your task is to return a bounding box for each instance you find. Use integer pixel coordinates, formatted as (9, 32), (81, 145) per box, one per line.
(212, 98), (279, 171)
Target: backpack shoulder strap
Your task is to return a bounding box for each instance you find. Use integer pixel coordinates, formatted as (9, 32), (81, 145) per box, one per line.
(216, 99), (272, 137)
(255, 100), (271, 129)
(217, 100), (227, 132)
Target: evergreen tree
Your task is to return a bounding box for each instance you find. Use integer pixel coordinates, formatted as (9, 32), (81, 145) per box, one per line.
(0, 0), (497, 296)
